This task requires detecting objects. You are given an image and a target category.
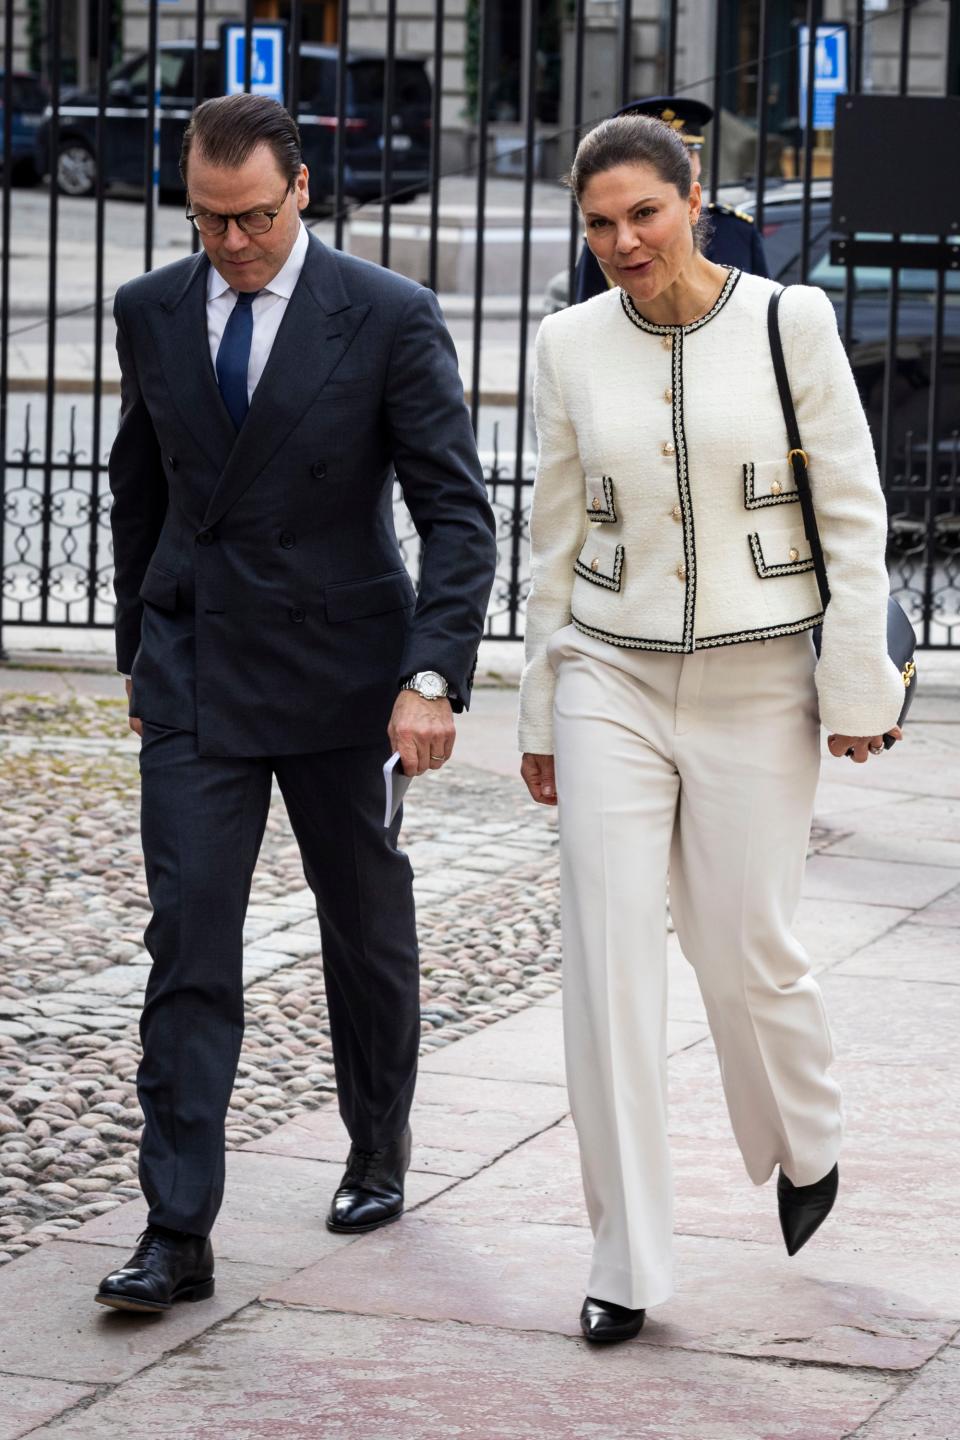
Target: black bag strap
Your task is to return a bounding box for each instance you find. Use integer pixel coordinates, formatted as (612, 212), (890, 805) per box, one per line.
(766, 289), (831, 611)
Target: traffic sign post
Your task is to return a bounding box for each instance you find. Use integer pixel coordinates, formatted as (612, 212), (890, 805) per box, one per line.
(220, 22), (288, 106)
(798, 23), (849, 131)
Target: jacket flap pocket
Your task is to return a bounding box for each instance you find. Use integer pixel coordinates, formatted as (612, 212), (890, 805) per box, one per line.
(585, 474), (617, 522)
(138, 564), (178, 612)
(575, 532), (624, 591)
(749, 528), (814, 579)
(325, 569), (416, 623)
(744, 459), (798, 509)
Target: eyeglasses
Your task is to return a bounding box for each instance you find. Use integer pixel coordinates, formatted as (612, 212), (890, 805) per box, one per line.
(185, 186), (291, 237)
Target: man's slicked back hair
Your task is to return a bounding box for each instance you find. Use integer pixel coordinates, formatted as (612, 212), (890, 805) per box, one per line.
(180, 93), (303, 188)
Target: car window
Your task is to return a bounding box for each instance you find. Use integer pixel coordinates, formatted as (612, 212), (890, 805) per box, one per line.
(115, 51), (189, 100)
(809, 234), (960, 295)
(300, 56), (335, 111)
(10, 77), (47, 111)
(348, 61), (430, 110)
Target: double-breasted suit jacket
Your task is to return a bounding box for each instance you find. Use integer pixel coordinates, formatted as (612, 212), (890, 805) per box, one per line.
(519, 268), (906, 752)
(110, 232), (497, 756)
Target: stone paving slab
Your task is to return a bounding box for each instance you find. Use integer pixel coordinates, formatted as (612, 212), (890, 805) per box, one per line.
(17, 1306), (900, 1440)
(830, 919), (960, 984)
(0, 1241), (283, 1384)
(802, 854), (959, 911)
(60, 1152), (458, 1269)
(240, 1069), (571, 1180)
(259, 1217), (958, 1369)
(916, 881), (960, 928)
(790, 896), (911, 963)
(852, 1339), (960, 1439)
(818, 973), (960, 1063)
(0, 1374), (97, 1440)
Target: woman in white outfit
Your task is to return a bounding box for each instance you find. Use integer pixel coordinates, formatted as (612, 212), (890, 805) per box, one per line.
(518, 115), (906, 1344)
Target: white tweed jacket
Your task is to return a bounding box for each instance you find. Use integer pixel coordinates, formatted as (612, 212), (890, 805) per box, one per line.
(518, 268), (906, 753)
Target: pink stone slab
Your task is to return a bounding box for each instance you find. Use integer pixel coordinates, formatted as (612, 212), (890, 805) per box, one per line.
(0, 1241), (280, 1384)
(919, 882), (960, 929)
(260, 1218), (957, 1369)
(853, 1341), (960, 1438)
(802, 855), (958, 911)
(832, 920), (960, 984)
(65, 1153), (456, 1268)
(819, 973), (960, 1063)
(241, 1070), (570, 1178)
(0, 1375), (95, 1440)
(18, 1307), (897, 1440)
(792, 897), (911, 964)
(420, 1122), (589, 1229)
(419, 1012), (566, 1086)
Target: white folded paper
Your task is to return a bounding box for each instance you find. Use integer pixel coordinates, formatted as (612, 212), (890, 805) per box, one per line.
(383, 751), (414, 827)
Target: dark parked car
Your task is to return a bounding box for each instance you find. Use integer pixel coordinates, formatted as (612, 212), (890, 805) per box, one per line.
(36, 41), (432, 206)
(0, 71), (48, 183)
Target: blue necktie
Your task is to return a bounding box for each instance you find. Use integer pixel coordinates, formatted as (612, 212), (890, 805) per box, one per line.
(216, 289), (259, 430)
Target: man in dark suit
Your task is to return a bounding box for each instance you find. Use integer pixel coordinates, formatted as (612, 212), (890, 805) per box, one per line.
(573, 95), (769, 304)
(96, 94), (497, 1313)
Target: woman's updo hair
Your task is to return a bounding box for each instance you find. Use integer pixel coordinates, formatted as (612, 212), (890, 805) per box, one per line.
(566, 114), (712, 252)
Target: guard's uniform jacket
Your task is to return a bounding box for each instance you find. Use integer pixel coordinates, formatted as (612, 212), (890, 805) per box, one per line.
(573, 202), (768, 305)
(518, 268), (905, 752)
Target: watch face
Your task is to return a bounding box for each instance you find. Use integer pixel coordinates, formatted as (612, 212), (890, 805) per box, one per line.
(419, 673), (444, 699)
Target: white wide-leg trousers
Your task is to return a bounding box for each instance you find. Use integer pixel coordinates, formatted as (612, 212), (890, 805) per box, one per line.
(550, 624), (843, 1310)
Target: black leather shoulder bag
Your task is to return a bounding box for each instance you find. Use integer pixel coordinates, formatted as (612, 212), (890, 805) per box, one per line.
(766, 288), (917, 747)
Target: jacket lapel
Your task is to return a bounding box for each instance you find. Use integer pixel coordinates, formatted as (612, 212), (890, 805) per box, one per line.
(145, 252), (238, 481)
(201, 234), (371, 531)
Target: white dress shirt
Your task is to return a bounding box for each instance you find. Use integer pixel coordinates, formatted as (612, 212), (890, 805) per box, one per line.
(207, 221), (309, 401)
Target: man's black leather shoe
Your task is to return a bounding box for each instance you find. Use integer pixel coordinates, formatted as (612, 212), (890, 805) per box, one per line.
(778, 1162), (839, 1257)
(326, 1125), (412, 1234)
(580, 1296), (646, 1343)
(95, 1226), (215, 1313)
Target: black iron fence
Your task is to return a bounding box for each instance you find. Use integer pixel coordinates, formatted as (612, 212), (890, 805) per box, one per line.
(2, 0), (959, 652)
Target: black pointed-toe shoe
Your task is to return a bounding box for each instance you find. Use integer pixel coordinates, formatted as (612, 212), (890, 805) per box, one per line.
(778, 1162), (839, 1257)
(95, 1226), (215, 1312)
(580, 1295), (646, 1344)
(326, 1124), (412, 1234)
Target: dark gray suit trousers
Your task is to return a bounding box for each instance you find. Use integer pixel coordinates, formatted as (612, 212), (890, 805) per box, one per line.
(137, 723), (419, 1237)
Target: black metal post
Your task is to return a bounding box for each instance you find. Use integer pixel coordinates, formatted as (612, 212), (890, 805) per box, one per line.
(709, 0), (723, 202)
(664, 0), (678, 94)
(511, 0), (538, 641)
(619, 0), (632, 109)
(753, 0), (772, 229)
(920, 264), (947, 645)
(41, 0), (62, 626)
(190, 0), (208, 254)
(799, 0), (820, 284)
(87, 0), (110, 627)
(380, 0), (398, 269)
(0, 0), (13, 658)
(427, 0), (445, 292)
(470, 0), (492, 432)
(143, 0), (159, 273)
(333, 0), (350, 251)
(243, 0), (254, 92)
(288, 0), (303, 121)
(566, 0), (586, 304)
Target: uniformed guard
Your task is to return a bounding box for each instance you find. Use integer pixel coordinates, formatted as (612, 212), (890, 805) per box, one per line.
(572, 95), (769, 304)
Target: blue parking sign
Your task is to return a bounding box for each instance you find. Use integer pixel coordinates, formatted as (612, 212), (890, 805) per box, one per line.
(799, 24), (849, 131)
(223, 24), (286, 104)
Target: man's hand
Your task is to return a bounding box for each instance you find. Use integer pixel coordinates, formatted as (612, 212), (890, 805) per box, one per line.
(125, 677), (143, 738)
(827, 725), (903, 762)
(388, 691), (456, 776)
(521, 753), (557, 806)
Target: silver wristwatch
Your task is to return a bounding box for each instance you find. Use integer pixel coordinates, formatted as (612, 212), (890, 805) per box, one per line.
(400, 671), (449, 701)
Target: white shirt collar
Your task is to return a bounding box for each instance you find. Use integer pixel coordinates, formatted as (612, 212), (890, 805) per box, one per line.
(207, 221), (310, 302)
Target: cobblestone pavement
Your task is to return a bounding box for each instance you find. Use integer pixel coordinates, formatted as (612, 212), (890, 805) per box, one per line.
(0, 693), (560, 1264)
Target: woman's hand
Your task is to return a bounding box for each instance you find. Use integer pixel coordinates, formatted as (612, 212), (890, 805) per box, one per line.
(521, 753), (557, 805)
(827, 725), (903, 763)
